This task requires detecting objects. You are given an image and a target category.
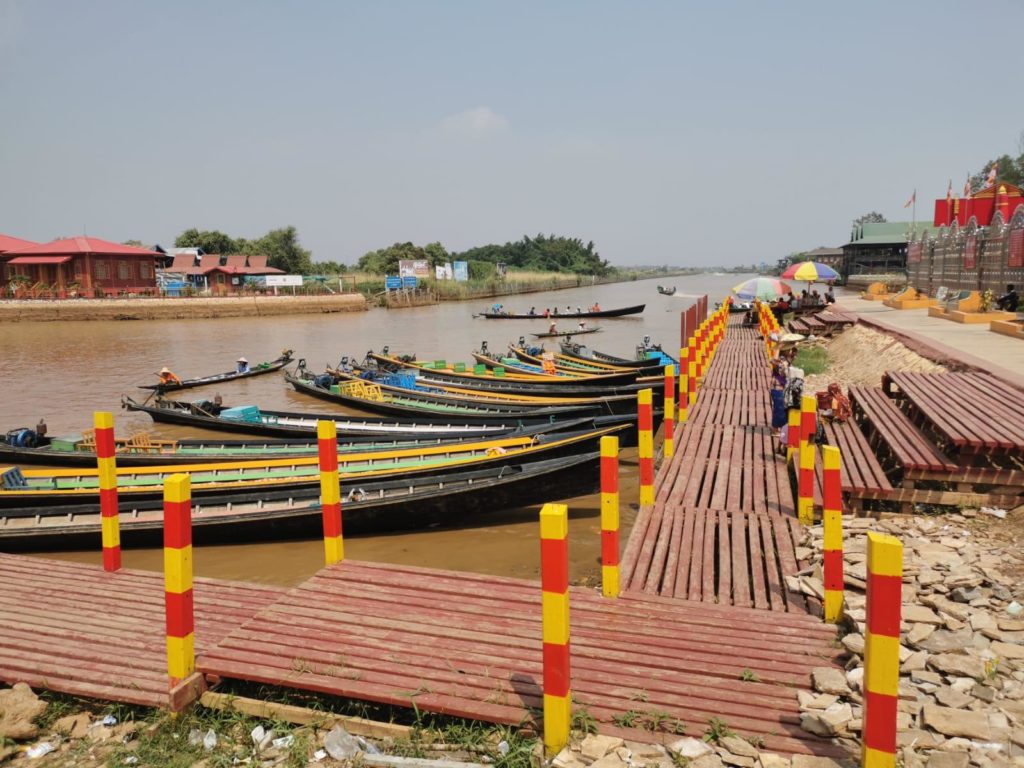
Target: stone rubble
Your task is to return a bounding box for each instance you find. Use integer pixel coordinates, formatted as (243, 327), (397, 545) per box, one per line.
(788, 510), (1024, 768)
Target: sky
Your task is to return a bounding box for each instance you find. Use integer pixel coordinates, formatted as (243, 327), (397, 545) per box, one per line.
(2, 1), (1023, 268)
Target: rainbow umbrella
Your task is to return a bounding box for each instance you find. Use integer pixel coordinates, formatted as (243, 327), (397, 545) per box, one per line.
(781, 261), (841, 283)
(732, 277), (792, 301)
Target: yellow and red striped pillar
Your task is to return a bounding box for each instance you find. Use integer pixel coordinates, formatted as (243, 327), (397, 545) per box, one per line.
(540, 502), (571, 756)
(687, 355), (697, 407)
(797, 394), (816, 525)
(822, 445), (844, 623)
(637, 388), (655, 505)
(786, 406), (801, 463)
(600, 435), (620, 598)
(94, 411), (121, 572)
(677, 348), (689, 425)
(863, 531), (903, 768)
(662, 364), (675, 459)
(317, 420), (344, 565)
(164, 473), (195, 686)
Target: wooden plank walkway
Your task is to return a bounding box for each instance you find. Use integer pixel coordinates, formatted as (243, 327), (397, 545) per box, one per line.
(199, 560), (846, 757)
(0, 553), (284, 708)
(621, 318), (807, 609)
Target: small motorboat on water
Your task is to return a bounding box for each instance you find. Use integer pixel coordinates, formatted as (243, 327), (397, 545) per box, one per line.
(138, 350), (294, 392)
(657, 285), (677, 295)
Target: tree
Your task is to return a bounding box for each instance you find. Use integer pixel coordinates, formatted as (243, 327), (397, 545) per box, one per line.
(357, 242), (430, 274)
(123, 239), (145, 248)
(970, 153), (1024, 192)
(451, 234), (610, 276)
(853, 212), (886, 227)
(174, 228), (240, 255)
(249, 226), (313, 274)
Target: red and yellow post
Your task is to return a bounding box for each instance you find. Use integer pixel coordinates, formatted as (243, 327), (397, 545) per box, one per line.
(600, 435), (620, 598)
(822, 445), (844, 623)
(94, 411), (121, 572)
(863, 532), (902, 768)
(317, 420), (344, 565)
(164, 473), (195, 686)
(662, 364), (675, 460)
(687, 356), (697, 406)
(677, 348), (689, 424)
(797, 395), (816, 525)
(786, 406), (801, 463)
(540, 502), (571, 756)
(637, 388), (655, 505)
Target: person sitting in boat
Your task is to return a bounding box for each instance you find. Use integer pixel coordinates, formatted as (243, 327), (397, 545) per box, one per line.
(158, 367), (182, 386)
(548, 320), (558, 334)
(591, 302), (601, 312)
(577, 320), (587, 331)
(528, 306), (537, 316)
(543, 307), (551, 317)
(576, 306), (582, 314)
(541, 351), (557, 375)
(236, 357), (250, 373)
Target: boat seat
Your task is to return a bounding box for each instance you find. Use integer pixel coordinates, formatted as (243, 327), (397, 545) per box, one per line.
(2, 467), (30, 490)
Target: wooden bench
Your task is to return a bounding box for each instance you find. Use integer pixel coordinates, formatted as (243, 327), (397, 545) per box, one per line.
(849, 386), (958, 474)
(788, 318), (811, 334)
(814, 310), (856, 333)
(808, 420), (894, 513)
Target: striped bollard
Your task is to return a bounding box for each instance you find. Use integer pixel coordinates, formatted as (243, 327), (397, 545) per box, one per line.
(663, 364), (675, 459)
(317, 420), (344, 565)
(863, 532), (903, 768)
(687, 358), (697, 406)
(797, 395), (817, 525)
(677, 350), (689, 425)
(164, 473), (195, 686)
(600, 435), (620, 598)
(94, 411), (121, 572)
(786, 406), (801, 463)
(540, 503), (571, 756)
(822, 445), (844, 623)
(637, 388), (655, 506)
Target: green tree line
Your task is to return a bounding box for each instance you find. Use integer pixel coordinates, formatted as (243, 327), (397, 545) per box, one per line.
(174, 226), (313, 274)
(356, 234), (611, 277)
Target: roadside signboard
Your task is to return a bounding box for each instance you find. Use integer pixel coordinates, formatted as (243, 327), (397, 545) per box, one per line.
(264, 275), (304, 287)
(385, 276), (402, 290)
(453, 261), (469, 282)
(399, 259), (430, 278)
(402, 275), (418, 289)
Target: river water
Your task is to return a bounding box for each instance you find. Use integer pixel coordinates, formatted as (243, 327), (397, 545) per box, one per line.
(0, 273), (751, 585)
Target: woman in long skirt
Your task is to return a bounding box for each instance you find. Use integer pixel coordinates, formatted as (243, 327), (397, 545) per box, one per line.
(769, 354), (789, 437)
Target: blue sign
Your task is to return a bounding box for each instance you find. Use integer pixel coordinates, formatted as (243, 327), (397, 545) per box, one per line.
(453, 261), (469, 282)
(384, 276), (402, 291)
(402, 275), (418, 289)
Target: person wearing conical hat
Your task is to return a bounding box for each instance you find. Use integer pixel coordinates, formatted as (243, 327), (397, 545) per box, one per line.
(236, 356), (250, 373)
(158, 366), (182, 386)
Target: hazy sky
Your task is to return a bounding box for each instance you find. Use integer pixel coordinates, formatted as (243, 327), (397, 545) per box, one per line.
(2, 1), (1023, 267)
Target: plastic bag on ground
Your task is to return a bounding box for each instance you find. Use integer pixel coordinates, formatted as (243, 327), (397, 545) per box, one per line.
(324, 725), (360, 760)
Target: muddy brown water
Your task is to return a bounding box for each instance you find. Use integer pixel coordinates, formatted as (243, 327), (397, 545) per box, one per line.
(0, 274), (750, 586)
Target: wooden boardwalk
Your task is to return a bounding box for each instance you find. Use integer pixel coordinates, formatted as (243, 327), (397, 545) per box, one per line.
(0, 553), (283, 708)
(621, 322), (810, 609)
(199, 560), (845, 756)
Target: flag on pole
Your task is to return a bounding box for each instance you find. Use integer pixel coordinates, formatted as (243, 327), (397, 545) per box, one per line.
(987, 162), (999, 186)
(946, 180), (952, 204)
(964, 174), (972, 199)
(903, 190), (916, 208)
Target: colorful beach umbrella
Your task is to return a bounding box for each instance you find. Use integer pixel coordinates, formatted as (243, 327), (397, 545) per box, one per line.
(781, 261), (841, 283)
(732, 277), (792, 301)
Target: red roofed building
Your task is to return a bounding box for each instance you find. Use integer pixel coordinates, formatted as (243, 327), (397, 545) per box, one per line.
(933, 182), (1024, 228)
(157, 253), (285, 295)
(0, 234), (39, 284)
(3, 237), (159, 297)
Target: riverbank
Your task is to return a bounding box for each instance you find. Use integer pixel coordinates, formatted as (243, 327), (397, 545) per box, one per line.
(0, 293), (367, 322)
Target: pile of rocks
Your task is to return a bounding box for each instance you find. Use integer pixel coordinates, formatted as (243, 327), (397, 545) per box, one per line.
(791, 511), (1024, 768)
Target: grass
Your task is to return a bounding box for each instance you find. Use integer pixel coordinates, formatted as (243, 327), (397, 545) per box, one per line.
(703, 717), (734, 744)
(739, 668), (760, 683)
(793, 346), (830, 375)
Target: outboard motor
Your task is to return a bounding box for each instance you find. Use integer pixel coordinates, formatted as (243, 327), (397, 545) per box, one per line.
(480, 341), (489, 354)
(518, 336), (526, 347)
(314, 373), (334, 389)
(5, 428), (38, 448)
(382, 345), (390, 355)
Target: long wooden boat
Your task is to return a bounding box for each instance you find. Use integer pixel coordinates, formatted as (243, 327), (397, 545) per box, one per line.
(365, 352), (647, 397)
(531, 327), (602, 338)
(0, 453), (601, 549)
(0, 418), (593, 468)
(284, 372), (604, 421)
(139, 350), (294, 392)
(123, 396), (586, 440)
(657, 286), (676, 295)
(474, 304), (645, 319)
(558, 339), (677, 369)
(316, 366), (638, 416)
(0, 425), (621, 509)
(470, 350), (641, 386)
(510, 342), (661, 375)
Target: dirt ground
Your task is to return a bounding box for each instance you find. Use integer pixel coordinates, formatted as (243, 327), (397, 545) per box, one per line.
(804, 323), (947, 395)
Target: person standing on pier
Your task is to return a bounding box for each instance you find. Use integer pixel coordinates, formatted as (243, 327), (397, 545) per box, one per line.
(769, 350), (789, 437)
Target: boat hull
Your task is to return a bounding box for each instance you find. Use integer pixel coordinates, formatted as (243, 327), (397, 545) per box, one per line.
(139, 352), (294, 392)
(476, 304), (645, 319)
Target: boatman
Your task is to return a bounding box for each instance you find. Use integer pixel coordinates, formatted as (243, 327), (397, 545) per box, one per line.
(158, 367), (182, 386)
(236, 357), (250, 373)
(548, 320), (558, 335)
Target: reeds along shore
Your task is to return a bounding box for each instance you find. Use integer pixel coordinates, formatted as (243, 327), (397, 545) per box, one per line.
(0, 293), (368, 323)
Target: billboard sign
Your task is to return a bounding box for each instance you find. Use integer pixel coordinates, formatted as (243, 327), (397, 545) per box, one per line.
(264, 275), (304, 287)
(402, 275), (418, 289)
(399, 259), (430, 278)
(453, 261), (469, 282)
(384, 276), (402, 291)
(435, 265), (446, 280)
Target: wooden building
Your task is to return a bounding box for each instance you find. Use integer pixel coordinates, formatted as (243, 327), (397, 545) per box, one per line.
(159, 253), (285, 295)
(0, 234), (39, 285)
(841, 221), (938, 278)
(2, 237), (160, 297)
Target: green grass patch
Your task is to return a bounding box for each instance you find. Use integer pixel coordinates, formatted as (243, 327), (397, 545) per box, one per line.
(793, 346), (830, 375)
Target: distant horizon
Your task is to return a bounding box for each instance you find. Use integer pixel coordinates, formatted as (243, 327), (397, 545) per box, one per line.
(2, 1), (1022, 267)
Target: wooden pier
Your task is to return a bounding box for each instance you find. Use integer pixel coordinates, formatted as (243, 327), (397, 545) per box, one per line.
(0, 314), (850, 757)
(620, 324), (810, 610)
